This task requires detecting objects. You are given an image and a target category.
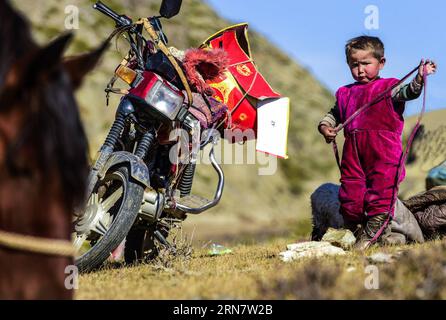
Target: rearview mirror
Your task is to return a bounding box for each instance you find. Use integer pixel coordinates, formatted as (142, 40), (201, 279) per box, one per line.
(159, 0), (182, 19)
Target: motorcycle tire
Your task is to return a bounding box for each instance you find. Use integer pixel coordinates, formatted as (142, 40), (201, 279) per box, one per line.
(124, 224), (159, 264)
(74, 165), (144, 273)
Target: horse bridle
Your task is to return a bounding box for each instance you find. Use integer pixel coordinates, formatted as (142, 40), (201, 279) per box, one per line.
(0, 230), (75, 257)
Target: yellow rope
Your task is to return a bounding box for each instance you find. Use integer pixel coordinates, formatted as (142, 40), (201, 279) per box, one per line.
(0, 230), (75, 257)
(137, 18), (194, 107)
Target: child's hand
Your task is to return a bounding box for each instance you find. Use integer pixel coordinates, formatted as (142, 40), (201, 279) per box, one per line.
(417, 59), (437, 82)
(319, 124), (338, 143)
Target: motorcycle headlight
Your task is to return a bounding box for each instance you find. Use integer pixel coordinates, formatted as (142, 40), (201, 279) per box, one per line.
(145, 80), (184, 120)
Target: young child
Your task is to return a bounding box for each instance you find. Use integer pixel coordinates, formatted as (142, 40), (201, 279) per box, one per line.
(318, 36), (437, 249)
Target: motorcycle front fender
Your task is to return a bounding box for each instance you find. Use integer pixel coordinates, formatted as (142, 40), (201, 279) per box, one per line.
(99, 151), (150, 187)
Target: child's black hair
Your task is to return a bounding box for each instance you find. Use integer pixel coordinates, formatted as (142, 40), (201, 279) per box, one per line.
(345, 36), (384, 62)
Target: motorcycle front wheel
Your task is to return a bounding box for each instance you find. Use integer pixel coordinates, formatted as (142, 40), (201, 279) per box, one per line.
(73, 164), (144, 273)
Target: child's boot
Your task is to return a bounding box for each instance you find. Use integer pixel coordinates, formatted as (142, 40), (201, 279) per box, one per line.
(354, 213), (391, 251)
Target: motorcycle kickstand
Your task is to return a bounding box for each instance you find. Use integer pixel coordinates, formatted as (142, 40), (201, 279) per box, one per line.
(154, 230), (177, 254)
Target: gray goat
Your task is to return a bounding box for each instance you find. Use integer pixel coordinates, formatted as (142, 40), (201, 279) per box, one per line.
(310, 183), (425, 243)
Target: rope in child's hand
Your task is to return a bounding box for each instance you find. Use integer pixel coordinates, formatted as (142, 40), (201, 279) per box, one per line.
(331, 62), (429, 171)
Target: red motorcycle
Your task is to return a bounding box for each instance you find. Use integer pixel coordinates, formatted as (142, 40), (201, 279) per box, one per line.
(72, 0), (284, 272)
(72, 0), (228, 272)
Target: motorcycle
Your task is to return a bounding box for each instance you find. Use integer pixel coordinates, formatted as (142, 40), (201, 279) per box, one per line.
(72, 0), (227, 272)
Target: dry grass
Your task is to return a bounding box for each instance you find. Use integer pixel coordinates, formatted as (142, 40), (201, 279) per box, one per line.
(76, 232), (446, 300)
(11, 0), (338, 221)
(258, 240), (446, 300)
(11, 0), (446, 300)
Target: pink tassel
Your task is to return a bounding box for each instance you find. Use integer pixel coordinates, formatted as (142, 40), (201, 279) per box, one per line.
(182, 48), (229, 94)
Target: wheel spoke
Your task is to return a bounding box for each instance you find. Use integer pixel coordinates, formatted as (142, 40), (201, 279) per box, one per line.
(101, 186), (123, 212)
(87, 192), (98, 206)
(94, 212), (111, 236)
(73, 233), (87, 252)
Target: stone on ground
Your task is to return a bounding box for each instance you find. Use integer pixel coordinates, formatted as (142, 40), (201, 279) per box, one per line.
(321, 227), (356, 250)
(280, 241), (346, 262)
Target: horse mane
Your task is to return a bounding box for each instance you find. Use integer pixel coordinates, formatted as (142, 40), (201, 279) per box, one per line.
(0, 0), (37, 87)
(18, 68), (90, 211)
(0, 0), (89, 211)
(0, 0), (114, 299)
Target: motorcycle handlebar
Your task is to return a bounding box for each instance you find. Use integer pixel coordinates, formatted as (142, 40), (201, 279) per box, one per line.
(93, 1), (132, 27)
(93, 1), (120, 21)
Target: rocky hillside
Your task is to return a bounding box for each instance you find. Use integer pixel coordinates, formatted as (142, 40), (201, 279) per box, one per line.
(400, 109), (446, 198)
(12, 0), (337, 237)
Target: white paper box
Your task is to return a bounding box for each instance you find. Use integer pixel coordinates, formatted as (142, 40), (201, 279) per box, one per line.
(256, 97), (290, 159)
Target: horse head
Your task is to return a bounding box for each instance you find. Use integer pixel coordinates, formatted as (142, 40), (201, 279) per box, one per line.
(0, 0), (110, 299)
(0, 0), (109, 211)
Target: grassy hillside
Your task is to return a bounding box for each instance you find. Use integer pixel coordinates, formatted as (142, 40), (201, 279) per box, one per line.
(10, 1), (446, 300)
(12, 0), (338, 240)
(400, 109), (446, 198)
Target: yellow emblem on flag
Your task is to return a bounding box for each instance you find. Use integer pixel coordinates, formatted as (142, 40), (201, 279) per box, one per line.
(236, 64), (252, 77)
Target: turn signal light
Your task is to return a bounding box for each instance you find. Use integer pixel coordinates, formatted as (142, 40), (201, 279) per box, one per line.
(115, 65), (137, 85)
